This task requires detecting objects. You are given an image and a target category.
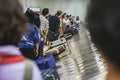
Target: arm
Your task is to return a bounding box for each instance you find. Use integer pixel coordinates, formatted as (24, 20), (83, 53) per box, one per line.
(35, 43), (39, 56)
(39, 29), (43, 38)
(44, 20), (49, 44)
(59, 21), (63, 34)
(45, 20), (49, 37)
(34, 27), (41, 56)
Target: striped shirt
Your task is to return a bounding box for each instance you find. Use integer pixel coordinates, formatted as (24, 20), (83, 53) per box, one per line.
(39, 15), (49, 30)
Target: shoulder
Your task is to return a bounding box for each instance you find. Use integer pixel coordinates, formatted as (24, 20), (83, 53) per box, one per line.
(40, 15), (47, 20)
(39, 15), (44, 18)
(40, 15), (48, 22)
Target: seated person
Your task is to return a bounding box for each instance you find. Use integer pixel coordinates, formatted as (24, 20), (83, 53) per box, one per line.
(87, 0), (120, 80)
(0, 0), (42, 80)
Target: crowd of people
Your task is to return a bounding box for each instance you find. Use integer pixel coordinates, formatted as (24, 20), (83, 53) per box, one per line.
(4, 0), (120, 80)
(19, 7), (80, 61)
(0, 0), (80, 79)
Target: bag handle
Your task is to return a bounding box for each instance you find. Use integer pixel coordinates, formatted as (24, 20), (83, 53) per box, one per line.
(24, 59), (34, 80)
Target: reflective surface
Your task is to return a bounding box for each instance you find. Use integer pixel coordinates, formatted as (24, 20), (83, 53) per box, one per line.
(56, 23), (106, 80)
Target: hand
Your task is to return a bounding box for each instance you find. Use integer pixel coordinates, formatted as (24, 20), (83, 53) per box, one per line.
(44, 36), (47, 44)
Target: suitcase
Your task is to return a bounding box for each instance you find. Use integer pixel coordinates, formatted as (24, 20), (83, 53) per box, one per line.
(65, 33), (73, 40)
(36, 55), (56, 70)
(60, 33), (73, 40)
(56, 51), (67, 60)
(44, 45), (66, 56)
(41, 69), (60, 80)
(50, 38), (66, 48)
(64, 28), (78, 35)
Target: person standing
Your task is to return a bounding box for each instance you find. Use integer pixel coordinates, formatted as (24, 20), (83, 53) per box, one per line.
(39, 8), (49, 44)
(20, 9), (40, 60)
(63, 15), (71, 28)
(48, 11), (62, 41)
(76, 16), (80, 27)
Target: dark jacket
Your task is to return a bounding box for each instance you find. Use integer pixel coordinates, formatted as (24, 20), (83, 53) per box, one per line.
(49, 15), (60, 34)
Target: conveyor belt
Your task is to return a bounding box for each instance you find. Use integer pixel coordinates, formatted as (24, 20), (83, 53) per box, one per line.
(56, 24), (106, 80)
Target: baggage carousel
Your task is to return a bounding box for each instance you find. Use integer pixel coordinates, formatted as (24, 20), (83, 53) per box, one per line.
(56, 24), (107, 80)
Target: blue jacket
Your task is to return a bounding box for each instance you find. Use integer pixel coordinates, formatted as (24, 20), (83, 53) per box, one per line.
(20, 23), (41, 48)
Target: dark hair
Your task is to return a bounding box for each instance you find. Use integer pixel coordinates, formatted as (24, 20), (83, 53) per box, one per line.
(42, 8), (49, 16)
(25, 9), (35, 23)
(0, 0), (26, 46)
(34, 12), (40, 28)
(66, 15), (69, 19)
(62, 13), (67, 18)
(55, 10), (62, 16)
(87, 0), (120, 70)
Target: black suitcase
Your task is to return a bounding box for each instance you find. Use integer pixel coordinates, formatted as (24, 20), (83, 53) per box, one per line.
(44, 45), (66, 56)
(60, 33), (73, 40)
(64, 28), (78, 35)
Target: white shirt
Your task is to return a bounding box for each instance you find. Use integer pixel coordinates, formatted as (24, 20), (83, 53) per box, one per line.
(0, 45), (43, 80)
(63, 18), (70, 26)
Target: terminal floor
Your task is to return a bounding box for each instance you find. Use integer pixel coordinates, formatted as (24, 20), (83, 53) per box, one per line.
(56, 26), (106, 80)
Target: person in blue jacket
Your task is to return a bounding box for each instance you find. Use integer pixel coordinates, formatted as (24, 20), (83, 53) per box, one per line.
(20, 9), (40, 60)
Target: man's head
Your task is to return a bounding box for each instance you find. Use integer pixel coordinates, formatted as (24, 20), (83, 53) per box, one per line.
(25, 9), (35, 23)
(55, 10), (62, 17)
(42, 8), (49, 17)
(62, 13), (66, 18)
(87, 0), (120, 70)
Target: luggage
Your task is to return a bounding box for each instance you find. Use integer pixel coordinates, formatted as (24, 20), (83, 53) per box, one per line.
(65, 33), (73, 40)
(49, 38), (66, 48)
(60, 33), (73, 40)
(41, 69), (60, 80)
(36, 55), (56, 70)
(44, 45), (66, 56)
(64, 28), (78, 35)
(56, 51), (67, 60)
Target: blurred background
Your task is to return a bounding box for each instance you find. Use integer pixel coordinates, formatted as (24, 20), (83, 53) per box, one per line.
(21, 0), (89, 21)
